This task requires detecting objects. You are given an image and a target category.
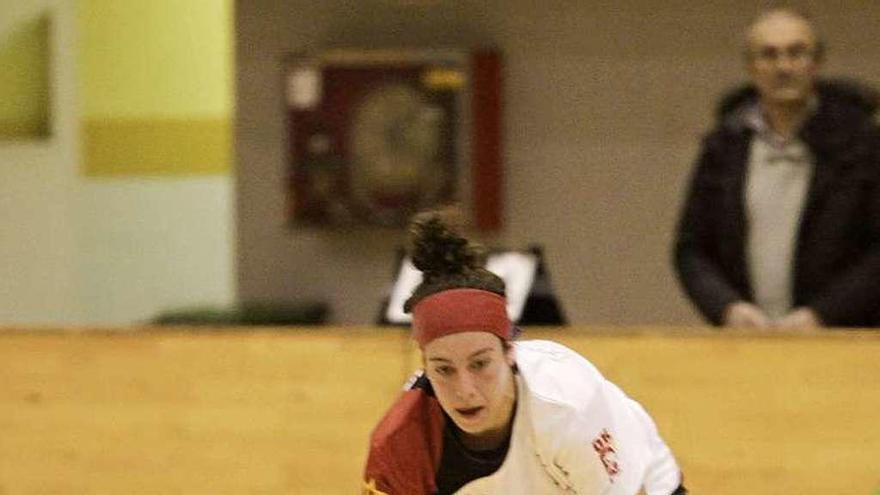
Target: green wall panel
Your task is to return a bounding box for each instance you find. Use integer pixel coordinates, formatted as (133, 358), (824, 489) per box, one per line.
(0, 13), (50, 140)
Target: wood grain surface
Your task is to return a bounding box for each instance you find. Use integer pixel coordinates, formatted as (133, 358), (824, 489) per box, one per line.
(1, 327), (878, 494)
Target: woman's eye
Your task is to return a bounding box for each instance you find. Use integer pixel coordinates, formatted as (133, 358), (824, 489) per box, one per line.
(470, 360), (489, 371)
(435, 366), (453, 376)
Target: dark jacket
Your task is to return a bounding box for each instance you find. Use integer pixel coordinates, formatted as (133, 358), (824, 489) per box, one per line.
(674, 80), (880, 327)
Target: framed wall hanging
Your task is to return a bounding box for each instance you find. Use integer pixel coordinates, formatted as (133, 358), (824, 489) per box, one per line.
(284, 48), (502, 230)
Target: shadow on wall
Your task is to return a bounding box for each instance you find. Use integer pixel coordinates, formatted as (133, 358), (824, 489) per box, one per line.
(152, 301), (330, 327)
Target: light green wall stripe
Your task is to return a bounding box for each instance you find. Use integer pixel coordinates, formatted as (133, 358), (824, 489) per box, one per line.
(78, 0), (233, 176)
(78, 0), (232, 118)
(82, 118), (231, 176)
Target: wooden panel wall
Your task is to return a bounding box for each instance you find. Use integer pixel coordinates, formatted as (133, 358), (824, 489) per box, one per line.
(1, 328), (878, 494)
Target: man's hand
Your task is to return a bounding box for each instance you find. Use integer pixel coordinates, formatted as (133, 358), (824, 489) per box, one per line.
(723, 301), (772, 328)
(775, 307), (823, 329)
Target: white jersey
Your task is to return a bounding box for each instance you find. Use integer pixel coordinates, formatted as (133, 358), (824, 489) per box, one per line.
(453, 340), (682, 495)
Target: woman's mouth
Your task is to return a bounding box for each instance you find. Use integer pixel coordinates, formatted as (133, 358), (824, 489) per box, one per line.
(456, 406), (484, 419)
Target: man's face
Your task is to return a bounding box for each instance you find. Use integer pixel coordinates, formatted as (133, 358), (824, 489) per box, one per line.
(746, 12), (820, 107)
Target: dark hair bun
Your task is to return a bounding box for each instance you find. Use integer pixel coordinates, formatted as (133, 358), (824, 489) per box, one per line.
(404, 208), (505, 312)
(409, 210), (482, 276)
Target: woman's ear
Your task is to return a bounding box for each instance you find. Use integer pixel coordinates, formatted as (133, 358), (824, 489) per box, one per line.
(504, 343), (516, 368)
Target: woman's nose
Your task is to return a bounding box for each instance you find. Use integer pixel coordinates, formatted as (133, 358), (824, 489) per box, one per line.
(454, 373), (477, 399)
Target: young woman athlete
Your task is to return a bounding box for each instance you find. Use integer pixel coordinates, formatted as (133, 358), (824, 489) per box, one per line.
(363, 210), (688, 495)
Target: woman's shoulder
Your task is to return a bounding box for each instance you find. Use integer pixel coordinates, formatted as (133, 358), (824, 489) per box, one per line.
(514, 339), (606, 409)
(368, 375), (443, 451)
(364, 381), (445, 493)
(514, 339), (602, 376)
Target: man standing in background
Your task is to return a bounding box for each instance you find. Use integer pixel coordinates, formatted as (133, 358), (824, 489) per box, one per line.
(674, 7), (880, 328)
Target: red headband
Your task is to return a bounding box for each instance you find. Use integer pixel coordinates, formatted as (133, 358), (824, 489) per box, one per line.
(411, 288), (511, 347)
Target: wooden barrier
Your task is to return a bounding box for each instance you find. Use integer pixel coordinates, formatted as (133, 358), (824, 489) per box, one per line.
(0, 327), (878, 494)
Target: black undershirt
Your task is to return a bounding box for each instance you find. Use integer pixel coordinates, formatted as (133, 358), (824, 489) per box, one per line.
(409, 374), (511, 494)
(434, 413), (511, 495)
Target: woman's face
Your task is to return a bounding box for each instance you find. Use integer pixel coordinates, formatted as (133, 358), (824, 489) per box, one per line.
(422, 331), (516, 445)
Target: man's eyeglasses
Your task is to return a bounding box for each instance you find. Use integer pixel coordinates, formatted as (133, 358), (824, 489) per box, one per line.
(750, 43), (816, 65)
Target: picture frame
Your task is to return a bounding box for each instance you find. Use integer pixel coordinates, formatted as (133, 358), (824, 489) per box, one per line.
(284, 48), (502, 230)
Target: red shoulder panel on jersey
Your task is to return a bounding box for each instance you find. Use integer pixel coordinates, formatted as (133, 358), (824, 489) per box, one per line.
(363, 386), (445, 495)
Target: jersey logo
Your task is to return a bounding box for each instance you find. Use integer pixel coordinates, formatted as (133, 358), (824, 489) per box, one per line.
(362, 478), (390, 495)
(591, 428), (621, 482)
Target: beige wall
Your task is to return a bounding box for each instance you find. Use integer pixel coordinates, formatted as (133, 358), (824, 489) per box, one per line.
(235, 1), (880, 324)
(0, 0), (80, 322)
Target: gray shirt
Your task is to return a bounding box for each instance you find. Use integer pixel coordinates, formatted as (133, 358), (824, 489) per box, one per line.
(743, 105), (814, 319)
